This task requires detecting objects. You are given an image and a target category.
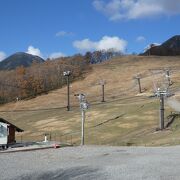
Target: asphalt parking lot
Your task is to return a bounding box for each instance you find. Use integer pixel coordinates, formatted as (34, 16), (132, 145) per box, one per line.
(0, 145), (180, 180)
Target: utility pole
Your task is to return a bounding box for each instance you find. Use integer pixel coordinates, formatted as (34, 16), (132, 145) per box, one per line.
(75, 93), (89, 146)
(99, 80), (106, 102)
(135, 76), (142, 93)
(63, 71), (71, 111)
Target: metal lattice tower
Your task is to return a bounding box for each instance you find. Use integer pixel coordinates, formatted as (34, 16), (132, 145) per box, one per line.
(151, 69), (171, 130)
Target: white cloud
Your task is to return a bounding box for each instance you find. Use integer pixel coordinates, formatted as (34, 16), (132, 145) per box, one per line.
(73, 36), (127, 52)
(136, 36), (146, 42)
(73, 39), (97, 51)
(26, 46), (66, 60)
(26, 46), (42, 57)
(97, 36), (127, 52)
(56, 31), (74, 37)
(93, 0), (180, 21)
(0, 51), (6, 61)
(49, 52), (66, 59)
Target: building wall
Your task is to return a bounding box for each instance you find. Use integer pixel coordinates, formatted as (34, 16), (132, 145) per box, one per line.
(8, 126), (15, 143)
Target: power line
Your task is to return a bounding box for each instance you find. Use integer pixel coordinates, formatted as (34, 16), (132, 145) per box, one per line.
(0, 70), (152, 113)
(0, 94), (149, 113)
(0, 106), (67, 112)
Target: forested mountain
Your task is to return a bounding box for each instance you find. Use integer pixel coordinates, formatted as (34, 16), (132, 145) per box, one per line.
(0, 54), (90, 103)
(0, 49), (123, 104)
(142, 35), (180, 56)
(0, 52), (45, 70)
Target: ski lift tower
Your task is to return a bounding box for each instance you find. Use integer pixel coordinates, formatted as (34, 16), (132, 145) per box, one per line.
(150, 68), (172, 130)
(74, 93), (89, 145)
(134, 75), (142, 93)
(165, 69), (172, 86)
(155, 88), (168, 130)
(99, 80), (106, 102)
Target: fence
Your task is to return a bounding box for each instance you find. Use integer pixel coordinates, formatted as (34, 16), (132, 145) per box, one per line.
(15, 132), (80, 146)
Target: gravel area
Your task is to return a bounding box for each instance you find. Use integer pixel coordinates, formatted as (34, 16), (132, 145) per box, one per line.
(1, 145), (180, 180)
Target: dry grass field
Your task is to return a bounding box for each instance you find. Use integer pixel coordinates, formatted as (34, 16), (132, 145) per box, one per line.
(1, 55), (180, 146)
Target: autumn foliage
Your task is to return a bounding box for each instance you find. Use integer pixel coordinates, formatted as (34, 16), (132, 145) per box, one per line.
(0, 55), (90, 103)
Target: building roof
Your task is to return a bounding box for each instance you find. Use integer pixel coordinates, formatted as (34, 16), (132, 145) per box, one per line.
(0, 118), (24, 132)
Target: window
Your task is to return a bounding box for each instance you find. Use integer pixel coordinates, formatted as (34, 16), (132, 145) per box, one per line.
(0, 125), (7, 137)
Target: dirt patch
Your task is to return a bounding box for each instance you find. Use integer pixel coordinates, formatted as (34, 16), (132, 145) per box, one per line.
(118, 123), (138, 129)
(35, 118), (59, 126)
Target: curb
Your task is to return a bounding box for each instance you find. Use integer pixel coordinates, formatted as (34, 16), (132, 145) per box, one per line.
(0, 143), (73, 153)
(0, 146), (55, 153)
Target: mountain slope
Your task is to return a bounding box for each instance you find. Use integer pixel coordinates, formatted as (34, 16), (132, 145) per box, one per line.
(0, 52), (45, 70)
(143, 35), (180, 56)
(1, 56), (180, 146)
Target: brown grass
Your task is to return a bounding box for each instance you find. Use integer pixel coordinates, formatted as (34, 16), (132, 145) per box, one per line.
(1, 55), (180, 146)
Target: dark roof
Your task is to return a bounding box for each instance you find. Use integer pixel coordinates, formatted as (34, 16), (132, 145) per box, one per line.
(0, 118), (24, 132)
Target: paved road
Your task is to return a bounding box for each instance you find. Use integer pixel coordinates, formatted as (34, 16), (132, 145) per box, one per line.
(0, 145), (180, 180)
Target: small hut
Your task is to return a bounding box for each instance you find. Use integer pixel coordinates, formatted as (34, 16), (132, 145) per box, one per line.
(0, 118), (23, 148)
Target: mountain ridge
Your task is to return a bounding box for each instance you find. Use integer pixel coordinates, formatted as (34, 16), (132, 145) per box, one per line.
(142, 35), (180, 56)
(0, 52), (45, 70)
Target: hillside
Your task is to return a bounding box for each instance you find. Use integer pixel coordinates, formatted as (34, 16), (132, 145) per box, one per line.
(0, 54), (89, 104)
(1, 56), (180, 146)
(143, 35), (180, 56)
(0, 52), (45, 70)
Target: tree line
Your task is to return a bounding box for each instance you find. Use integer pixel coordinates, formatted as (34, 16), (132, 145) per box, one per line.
(85, 49), (123, 64)
(0, 49), (122, 104)
(0, 54), (90, 104)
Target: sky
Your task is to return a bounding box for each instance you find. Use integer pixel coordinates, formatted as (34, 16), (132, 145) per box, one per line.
(0, 0), (180, 61)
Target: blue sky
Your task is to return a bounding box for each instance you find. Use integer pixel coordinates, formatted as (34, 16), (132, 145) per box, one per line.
(0, 0), (180, 60)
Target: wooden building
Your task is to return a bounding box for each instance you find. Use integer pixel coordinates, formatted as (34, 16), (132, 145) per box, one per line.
(0, 118), (23, 147)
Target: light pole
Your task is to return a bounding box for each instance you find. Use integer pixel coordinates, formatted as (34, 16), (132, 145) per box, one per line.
(63, 71), (71, 111)
(75, 93), (89, 146)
